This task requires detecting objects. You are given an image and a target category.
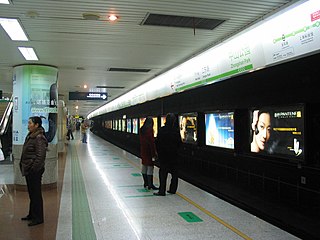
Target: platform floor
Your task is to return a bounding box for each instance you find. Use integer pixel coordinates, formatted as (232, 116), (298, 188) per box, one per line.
(0, 131), (300, 240)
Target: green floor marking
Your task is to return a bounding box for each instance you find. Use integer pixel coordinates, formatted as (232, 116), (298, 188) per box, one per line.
(71, 145), (97, 240)
(178, 212), (203, 223)
(117, 185), (143, 188)
(125, 195), (155, 198)
(131, 173), (142, 177)
(113, 163), (130, 167)
(137, 188), (150, 192)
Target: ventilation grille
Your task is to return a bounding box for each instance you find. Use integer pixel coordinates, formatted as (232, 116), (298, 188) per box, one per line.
(96, 86), (124, 89)
(141, 13), (225, 30)
(107, 67), (150, 73)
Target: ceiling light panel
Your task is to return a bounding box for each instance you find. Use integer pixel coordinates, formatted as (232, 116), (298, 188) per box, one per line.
(0, 0), (10, 4)
(0, 18), (28, 41)
(18, 47), (39, 60)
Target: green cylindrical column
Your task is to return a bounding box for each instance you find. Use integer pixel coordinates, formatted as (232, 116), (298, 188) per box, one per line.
(12, 65), (58, 189)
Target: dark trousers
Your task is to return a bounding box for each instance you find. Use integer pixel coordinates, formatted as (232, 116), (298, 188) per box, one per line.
(25, 168), (45, 222)
(82, 133), (87, 143)
(158, 166), (178, 194)
(67, 129), (74, 140)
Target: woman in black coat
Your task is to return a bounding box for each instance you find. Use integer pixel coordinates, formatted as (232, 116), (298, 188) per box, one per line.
(20, 116), (48, 226)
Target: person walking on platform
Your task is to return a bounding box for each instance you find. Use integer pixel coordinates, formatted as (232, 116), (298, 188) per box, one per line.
(20, 116), (48, 226)
(66, 117), (74, 140)
(139, 117), (159, 190)
(154, 113), (181, 196)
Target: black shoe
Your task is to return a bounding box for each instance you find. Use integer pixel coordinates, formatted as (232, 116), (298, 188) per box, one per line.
(148, 185), (159, 190)
(21, 216), (32, 221)
(28, 221), (43, 226)
(167, 191), (176, 194)
(153, 192), (165, 196)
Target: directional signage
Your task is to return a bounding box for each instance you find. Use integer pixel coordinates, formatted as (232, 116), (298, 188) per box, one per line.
(69, 92), (108, 101)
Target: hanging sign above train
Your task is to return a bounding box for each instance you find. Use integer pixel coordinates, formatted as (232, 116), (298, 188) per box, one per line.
(69, 92), (108, 101)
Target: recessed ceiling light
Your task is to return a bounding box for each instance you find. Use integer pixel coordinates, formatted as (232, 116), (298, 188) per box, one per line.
(0, 0), (10, 4)
(84, 84), (88, 89)
(0, 18), (28, 41)
(18, 47), (39, 61)
(108, 14), (118, 21)
(75, 106), (79, 109)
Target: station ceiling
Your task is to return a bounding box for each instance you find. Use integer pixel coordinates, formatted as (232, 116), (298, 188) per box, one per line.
(0, 0), (294, 117)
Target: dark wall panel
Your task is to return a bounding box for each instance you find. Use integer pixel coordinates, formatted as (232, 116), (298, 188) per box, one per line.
(92, 52), (320, 239)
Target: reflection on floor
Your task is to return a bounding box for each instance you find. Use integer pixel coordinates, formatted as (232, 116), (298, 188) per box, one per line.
(0, 152), (65, 240)
(0, 132), (300, 240)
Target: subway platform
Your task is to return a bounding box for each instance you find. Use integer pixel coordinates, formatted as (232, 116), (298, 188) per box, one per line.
(0, 131), (300, 240)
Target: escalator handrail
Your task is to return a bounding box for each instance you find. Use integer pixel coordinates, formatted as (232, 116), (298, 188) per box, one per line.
(0, 96), (13, 136)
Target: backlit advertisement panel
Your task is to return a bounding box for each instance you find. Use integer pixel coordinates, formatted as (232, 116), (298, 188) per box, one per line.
(127, 119), (132, 133)
(178, 113), (197, 144)
(250, 105), (304, 160)
(139, 117), (158, 137)
(132, 118), (138, 134)
(205, 112), (234, 149)
(13, 65), (58, 144)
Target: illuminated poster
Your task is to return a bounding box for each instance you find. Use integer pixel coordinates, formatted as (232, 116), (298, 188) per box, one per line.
(205, 112), (234, 149)
(139, 117), (146, 129)
(250, 106), (304, 159)
(105, 120), (112, 129)
(160, 116), (166, 127)
(139, 117), (157, 137)
(153, 117), (158, 138)
(114, 120), (117, 130)
(132, 118), (138, 134)
(179, 113), (197, 144)
(13, 65), (58, 144)
(127, 119), (132, 133)
(118, 119), (121, 131)
(122, 119), (126, 132)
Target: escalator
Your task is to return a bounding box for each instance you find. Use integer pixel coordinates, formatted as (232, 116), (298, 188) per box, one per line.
(0, 97), (13, 163)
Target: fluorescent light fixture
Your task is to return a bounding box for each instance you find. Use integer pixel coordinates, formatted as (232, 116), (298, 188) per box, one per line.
(0, 18), (28, 41)
(0, 0), (10, 4)
(18, 47), (39, 61)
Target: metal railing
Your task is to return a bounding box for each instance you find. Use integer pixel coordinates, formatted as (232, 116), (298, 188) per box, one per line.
(0, 96), (13, 136)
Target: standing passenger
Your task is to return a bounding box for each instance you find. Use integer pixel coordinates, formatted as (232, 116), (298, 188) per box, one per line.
(139, 117), (158, 190)
(154, 113), (181, 196)
(20, 116), (48, 226)
(81, 120), (88, 143)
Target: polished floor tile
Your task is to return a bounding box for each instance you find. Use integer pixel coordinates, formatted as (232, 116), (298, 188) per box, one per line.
(1, 132), (301, 240)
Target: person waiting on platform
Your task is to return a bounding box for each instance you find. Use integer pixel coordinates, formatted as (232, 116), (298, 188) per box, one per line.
(154, 113), (181, 196)
(20, 116), (48, 226)
(81, 120), (89, 143)
(139, 117), (158, 190)
(251, 110), (271, 153)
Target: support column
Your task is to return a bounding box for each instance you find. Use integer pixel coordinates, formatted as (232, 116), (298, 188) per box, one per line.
(12, 64), (58, 190)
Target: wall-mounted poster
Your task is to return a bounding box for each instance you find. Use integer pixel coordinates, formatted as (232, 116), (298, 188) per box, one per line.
(127, 119), (132, 133)
(132, 118), (138, 134)
(205, 112), (234, 149)
(178, 113), (197, 144)
(249, 105), (304, 160)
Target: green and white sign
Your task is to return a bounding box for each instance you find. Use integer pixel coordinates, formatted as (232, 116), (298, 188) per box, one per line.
(89, 0), (320, 119)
